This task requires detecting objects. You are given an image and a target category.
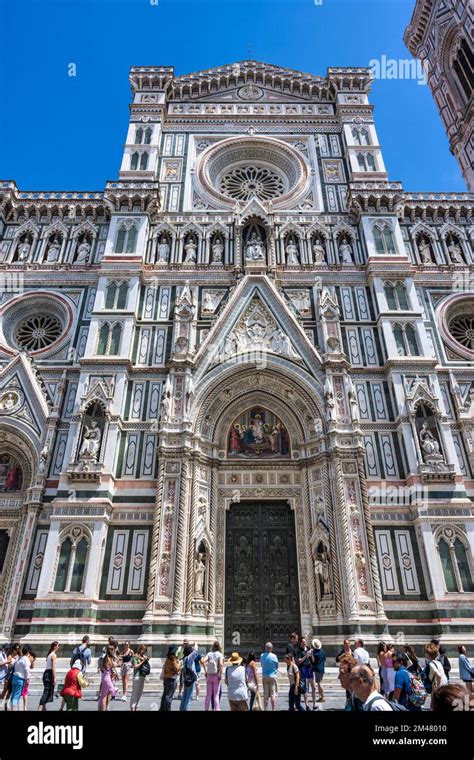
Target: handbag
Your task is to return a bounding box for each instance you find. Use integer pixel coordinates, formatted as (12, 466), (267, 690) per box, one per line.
(139, 659), (151, 677)
(252, 689), (263, 712)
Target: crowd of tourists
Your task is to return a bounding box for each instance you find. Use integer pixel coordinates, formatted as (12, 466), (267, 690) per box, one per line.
(0, 632), (472, 712)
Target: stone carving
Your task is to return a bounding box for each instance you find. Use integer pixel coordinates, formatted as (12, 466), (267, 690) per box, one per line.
(75, 241), (91, 265)
(447, 241), (464, 264)
(339, 240), (353, 264)
(45, 241), (61, 263)
(0, 392), (19, 413)
(312, 240), (326, 263)
(347, 378), (360, 423)
(160, 391), (171, 423)
(211, 238), (224, 264)
(314, 548), (332, 598)
(285, 239), (300, 265)
(193, 553), (206, 598)
(38, 445), (49, 475)
(245, 232), (265, 261)
(418, 238), (433, 264)
(184, 238), (198, 264)
(324, 377), (336, 422)
(202, 289), (225, 315)
(221, 300), (299, 360)
(288, 290), (311, 316)
(157, 239), (170, 264)
(17, 242), (31, 262)
(419, 421), (444, 462)
(79, 420), (102, 461)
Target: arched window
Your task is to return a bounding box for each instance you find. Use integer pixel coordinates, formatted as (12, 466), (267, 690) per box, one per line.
(144, 128), (152, 145)
(115, 223), (138, 254)
(130, 152), (139, 171)
(105, 281), (128, 310)
(135, 128), (143, 144)
(97, 324), (110, 355)
(374, 224), (396, 254)
(437, 529), (474, 593)
(53, 529), (89, 593)
(352, 127), (362, 145)
(360, 128), (370, 145)
(393, 323), (419, 356)
(140, 153), (148, 171)
(366, 153), (377, 172)
(452, 38), (473, 101)
(109, 324), (122, 355)
(384, 282), (408, 310)
(357, 153), (366, 171)
(105, 282), (118, 310)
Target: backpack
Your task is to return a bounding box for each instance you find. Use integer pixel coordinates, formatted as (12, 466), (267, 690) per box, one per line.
(367, 695), (408, 712)
(183, 661), (197, 688)
(139, 659), (151, 677)
(70, 645), (87, 669)
(206, 653), (218, 674)
(407, 671), (427, 707)
(421, 664), (433, 694)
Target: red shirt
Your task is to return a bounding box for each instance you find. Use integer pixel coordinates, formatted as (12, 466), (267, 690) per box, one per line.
(60, 668), (82, 699)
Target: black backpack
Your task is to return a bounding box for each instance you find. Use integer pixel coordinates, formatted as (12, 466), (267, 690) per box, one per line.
(139, 659), (151, 677)
(183, 661), (197, 688)
(367, 695), (408, 712)
(70, 645), (86, 669)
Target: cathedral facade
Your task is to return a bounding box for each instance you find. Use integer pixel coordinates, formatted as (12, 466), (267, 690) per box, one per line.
(0, 61), (473, 655)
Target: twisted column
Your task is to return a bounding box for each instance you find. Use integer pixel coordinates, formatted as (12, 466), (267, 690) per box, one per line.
(144, 458), (165, 616)
(334, 458), (358, 619)
(172, 459), (190, 614)
(357, 456), (386, 620)
(322, 460), (343, 615)
(185, 459), (199, 612)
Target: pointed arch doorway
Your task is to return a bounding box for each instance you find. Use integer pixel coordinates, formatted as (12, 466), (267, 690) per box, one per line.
(224, 500), (301, 657)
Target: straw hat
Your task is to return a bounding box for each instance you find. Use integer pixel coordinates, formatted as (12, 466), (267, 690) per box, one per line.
(227, 652), (243, 665)
(312, 638), (322, 650)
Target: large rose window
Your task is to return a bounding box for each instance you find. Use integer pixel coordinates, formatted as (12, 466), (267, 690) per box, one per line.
(219, 165), (285, 201)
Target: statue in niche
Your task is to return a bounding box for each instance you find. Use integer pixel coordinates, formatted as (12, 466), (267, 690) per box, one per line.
(314, 548), (332, 597)
(339, 239), (353, 264)
(312, 239), (326, 263)
(194, 553), (206, 598)
(348, 378), (360, 423)
(285, 239), (300, 265)
(447, 240), (464, 265)
(75, 240), (91, 265)
(418, 238), (433, 264)
(0, 392), (18, 412)
(160, 391), (171, 423)
(419, 421), (443, 461)
(211, 237), (224, 264)
(292, 290), (311, 315)
(17, 241), (31, 262)
(184, 238), (197, 264)
(45, 240), (61, 263)
(245, 232), (265, 261)
(157, 238), (170, 264)
(0, 455), (23, 491)
(38, 445), (49, 475)
(79, 420), (102, 461)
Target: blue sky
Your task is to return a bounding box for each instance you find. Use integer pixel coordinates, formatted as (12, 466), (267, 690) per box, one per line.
(0, 0), (466, 192)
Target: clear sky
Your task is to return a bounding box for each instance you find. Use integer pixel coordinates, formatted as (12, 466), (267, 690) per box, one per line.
(0, 0), (467, 192)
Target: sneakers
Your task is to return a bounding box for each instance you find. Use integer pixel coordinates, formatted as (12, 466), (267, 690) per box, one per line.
(121, 696), (127, 702)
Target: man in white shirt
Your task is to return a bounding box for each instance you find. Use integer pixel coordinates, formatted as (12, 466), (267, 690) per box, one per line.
(353, 639), (370, 665)
(350, 665), (394, 711)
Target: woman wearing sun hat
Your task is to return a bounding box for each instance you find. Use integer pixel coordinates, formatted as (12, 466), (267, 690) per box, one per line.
(311, 638), (326, 705)
(225, 652), (248, 711)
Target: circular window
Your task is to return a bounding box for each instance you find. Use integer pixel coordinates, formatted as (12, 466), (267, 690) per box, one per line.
(438, 295), (474, 360)
(219, 165), (285, 201)
(15, 315), (62, 351)
(196, 136), (310, 210)
(448, 315), (474, 351)
(1, 292), (73, 356)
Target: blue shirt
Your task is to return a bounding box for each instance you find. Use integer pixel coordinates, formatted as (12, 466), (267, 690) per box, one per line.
(260, 652), (279, 678)
(395, 666), (421, 711)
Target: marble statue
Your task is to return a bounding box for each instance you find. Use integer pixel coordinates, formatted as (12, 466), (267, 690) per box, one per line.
(17, 242), (31, 262)
(38, 445), (49, 474)
(184, 239), (197, 264)
(46, 241), (61, 263)
(211, 239), (224, 264)
(75, 241), (91, 265)
(245, 232), (265, 261)
(312, 241), (326, 263)
(160, 392), (171, 423)
(418, 239), (433, 264)
(339, 240), (353, 264)
(285, 240), (300, 266)
(157, 239), (170, 264)
(79, 420), (102, 461)
(194, 553), (206, 598)
(419, 421), (442, 459)
(448, 242), (464, 265)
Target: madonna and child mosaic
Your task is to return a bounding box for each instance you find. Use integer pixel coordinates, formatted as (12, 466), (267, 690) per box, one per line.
(227, 407), (290, 458)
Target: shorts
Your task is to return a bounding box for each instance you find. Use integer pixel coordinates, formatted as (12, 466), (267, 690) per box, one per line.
(314, 672), (324, 683)
(121, 662), (132, 678)
(262, 676), (278, 700)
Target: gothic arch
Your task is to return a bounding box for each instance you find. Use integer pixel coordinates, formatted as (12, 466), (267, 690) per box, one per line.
(0, 425), (38, 490)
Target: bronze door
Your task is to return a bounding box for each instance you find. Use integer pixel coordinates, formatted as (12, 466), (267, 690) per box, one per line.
(225, 502), (301, 656)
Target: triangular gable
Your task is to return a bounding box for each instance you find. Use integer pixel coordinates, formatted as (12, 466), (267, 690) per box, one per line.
(193, 274), (323, 381)
(0, 354), (50, 439)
